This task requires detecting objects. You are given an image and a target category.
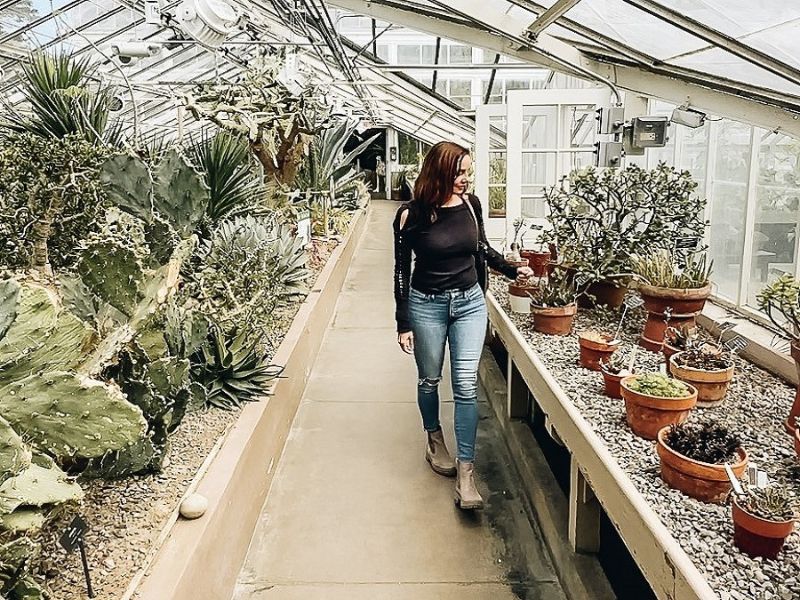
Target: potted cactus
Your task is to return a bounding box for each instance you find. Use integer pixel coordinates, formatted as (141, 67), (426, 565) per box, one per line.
(732, 483), (797, 559)
(663, 324), (696, 359)
(656, 422), (747, 503)
(505, 218), (530, 268)
(578, 330), (620, 371)
(669, 343), (735, 408)
(757, 275), (800, 435)
(620, 373), (697, 440)
(600, 348), (636, 399)
(530, 270), (577, 336)
(631, 250), (713, 352)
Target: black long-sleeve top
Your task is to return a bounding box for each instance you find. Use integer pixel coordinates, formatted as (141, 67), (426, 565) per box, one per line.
(393, 194), (519, 333)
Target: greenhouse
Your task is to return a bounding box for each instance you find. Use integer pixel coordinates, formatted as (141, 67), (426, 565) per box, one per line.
(1, 0), (800, 598)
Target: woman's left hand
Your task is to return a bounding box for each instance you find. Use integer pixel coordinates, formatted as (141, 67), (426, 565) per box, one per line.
(516, 266), (534, 281)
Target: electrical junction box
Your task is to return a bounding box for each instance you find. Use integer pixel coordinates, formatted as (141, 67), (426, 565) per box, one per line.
(622, 125), (645, 156)
(595, 141), (624, 168)
(632, 116), (669, 147)
(597, 106), (625, 135)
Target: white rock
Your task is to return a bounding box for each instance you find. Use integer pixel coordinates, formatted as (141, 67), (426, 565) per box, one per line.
(180, 494), (208, 519)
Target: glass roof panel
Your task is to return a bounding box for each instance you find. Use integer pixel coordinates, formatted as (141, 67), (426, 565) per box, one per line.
(670, 48), (800, 98)
(562, 0), (706, 59)
(652, 1), (800, 38)
(742, 19), (800, 71)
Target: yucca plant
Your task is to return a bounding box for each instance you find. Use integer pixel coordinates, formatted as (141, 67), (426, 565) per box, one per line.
(297, 119), (379, 196)
(2, 50), (115, 143)
(191, 325), (284, 410)
(187, 131), (262, 222)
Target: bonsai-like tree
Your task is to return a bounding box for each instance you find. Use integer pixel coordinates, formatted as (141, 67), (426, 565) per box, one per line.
(183, 55), (332, 188)
(543, 163), (708, 284)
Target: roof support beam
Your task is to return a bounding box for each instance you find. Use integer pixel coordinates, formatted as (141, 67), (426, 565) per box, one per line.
(525, 0), (582, 41)
(329, 0), (800, 137)
(622, 0), (800, 88)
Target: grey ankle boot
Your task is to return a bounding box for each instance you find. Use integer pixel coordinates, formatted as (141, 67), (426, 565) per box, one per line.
(425, 429), (456, 476)
(454, 460), (484, 510)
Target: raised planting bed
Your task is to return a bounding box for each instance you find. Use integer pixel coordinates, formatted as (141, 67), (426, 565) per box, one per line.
(486, 277), (800, 600)
(33, 212), (366, 600)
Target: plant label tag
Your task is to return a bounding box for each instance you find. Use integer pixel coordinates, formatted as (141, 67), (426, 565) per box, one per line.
(725, 464), (744, 495)
(59, 516), (88, 553)
(757, 471), (769, 488)
(675, 236), (700, 250)
(718, 321), (737, 333)
(574, 274), (589, 288)
(724, 336), (748, 352)
(623, 295), (644, 309)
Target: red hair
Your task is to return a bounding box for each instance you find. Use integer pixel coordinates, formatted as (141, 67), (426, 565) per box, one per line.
(413, 141), (469, 222)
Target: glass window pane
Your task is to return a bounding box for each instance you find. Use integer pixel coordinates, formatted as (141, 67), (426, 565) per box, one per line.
(507, 80), (530, 92)
(376, 44), (390, 61)
(448, 45), (472, 64)
(522, 194), (547, 219)
(521, 106), (557, 149)
(449, 79), (471, 97)
(397, 44), (420, 64)
(489, 115), (507, 136)
(489, 187), (506, 217)
(489, 153), (506, 184)
(522, 152), (557, 186)
(746, 131), (800, 307)
(709, 121), (752, 302)
(678, 124), (710, 199)
(421, 45), (436, 65)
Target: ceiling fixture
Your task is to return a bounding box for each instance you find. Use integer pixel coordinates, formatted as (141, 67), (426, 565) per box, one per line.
(671, 105), (707, 129)
(178, 0), (238, 49)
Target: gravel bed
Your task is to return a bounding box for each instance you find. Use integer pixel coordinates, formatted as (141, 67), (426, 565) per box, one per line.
(489, 278), (800, 600)
(33, 237), (340, 599)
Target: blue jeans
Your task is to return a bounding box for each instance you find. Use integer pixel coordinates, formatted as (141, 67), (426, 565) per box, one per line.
(408, 283), (487, 462)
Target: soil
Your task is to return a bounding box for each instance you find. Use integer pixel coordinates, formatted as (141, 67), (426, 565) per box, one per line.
(31, 236), (340, 599)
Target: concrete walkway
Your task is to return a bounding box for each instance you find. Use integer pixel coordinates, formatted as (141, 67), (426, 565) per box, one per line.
(233, 201), (567, 600)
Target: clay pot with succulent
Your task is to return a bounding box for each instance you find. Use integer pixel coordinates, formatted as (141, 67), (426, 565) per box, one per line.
(578, 330), (620, 371)
(656, 422), (747, 503)
(600, 347), (637, 399)
(620, 373), (698, 440)
(505, 217), (530, 268)
(663, 324), (697, 359)
(732, 483), (797, 559)
(669, 344), (735, 408)
(631, 250), (713, 352)
(530, 270), (578, 336)
(757, 274), (800, 435)
(543, 164), (707, 310)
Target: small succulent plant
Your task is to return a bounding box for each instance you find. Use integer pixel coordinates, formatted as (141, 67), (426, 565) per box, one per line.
(739, 483), (797, 522)
(664, 421), (741, 464)
(530, 270), (577, 308)
(673, 345), (734, 371)
(625, 373), (692, 398)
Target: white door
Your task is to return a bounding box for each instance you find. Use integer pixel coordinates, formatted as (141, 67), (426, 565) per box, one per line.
(475, 104), (509, 246)
(506, 89), (614, 238)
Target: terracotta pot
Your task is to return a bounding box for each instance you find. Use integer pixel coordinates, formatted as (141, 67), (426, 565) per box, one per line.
(638, 284), (712, 352)
(521, 249), (551, 278)
(531, 303), (577, 336)
(620, 375), (698, 440)
(578, 279), (628, 310)
(508, 281), (535, 314)
(578, 332), (620, 371)
(601, 368), (632, 399)
(732, 497), (796, 559)
(656, 427), (748, 503)
(662, 342), (682, 360)
(669, 353), (735, 408)
(785, 341), (800, 435)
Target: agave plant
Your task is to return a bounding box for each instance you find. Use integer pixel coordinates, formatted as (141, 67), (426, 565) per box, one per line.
(297, 119), (379, 196)
(191, 325), (284, 410)
(630, 249), (713, 289)
(2, 50), (116, 143)
(187, 131), (262, 222)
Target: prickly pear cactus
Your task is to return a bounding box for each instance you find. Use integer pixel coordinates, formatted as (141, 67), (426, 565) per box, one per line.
(153, 150), (209, 235)
(77, 240), (145, 318)
(0, 280), (20, 340)
(58, 274), (97, 324)
(0, 371), (147, 461)
(0, 284), (58, 367)
(0, 418), (31, 488)
(99, 153), (153, 224)
(0, 312), (97, 386)
(0, 454), (82, 515)
(0, 537), (43, 600)
(0, 509), (46, 535)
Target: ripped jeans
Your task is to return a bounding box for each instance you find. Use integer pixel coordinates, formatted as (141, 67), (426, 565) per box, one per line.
(408, 283), (487, 462)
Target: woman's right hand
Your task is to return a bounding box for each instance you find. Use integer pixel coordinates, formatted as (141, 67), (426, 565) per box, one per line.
(398, 331), (414, 354)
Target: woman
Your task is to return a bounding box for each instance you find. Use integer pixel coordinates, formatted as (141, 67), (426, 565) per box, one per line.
(393, 141), (533, 509)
